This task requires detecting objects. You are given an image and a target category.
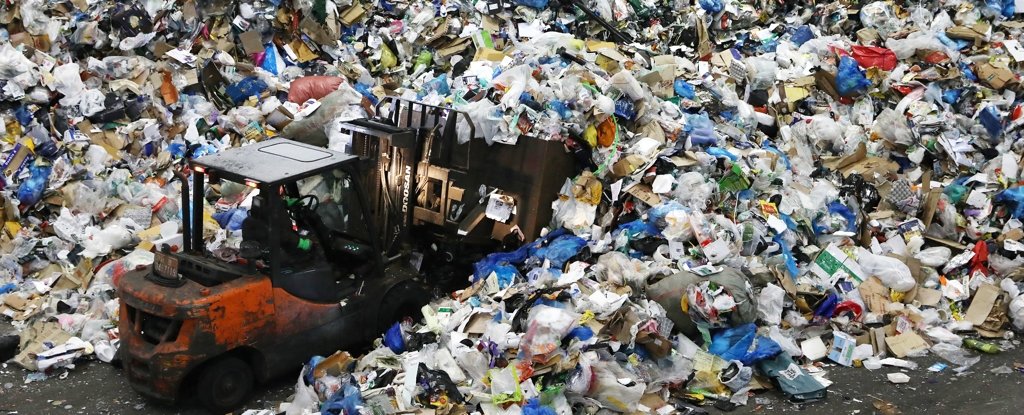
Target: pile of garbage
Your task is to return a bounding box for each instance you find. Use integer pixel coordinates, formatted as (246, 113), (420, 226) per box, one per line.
(252, 1), (1024, 414)
(0, 0), (1023, 412)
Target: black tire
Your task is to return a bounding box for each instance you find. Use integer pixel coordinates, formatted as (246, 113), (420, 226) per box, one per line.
(196, 356), (253, 413)
(378, 282), (429, 334)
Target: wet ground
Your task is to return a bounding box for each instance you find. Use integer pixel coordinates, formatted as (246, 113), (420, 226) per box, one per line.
(1, 320), (1023, 415)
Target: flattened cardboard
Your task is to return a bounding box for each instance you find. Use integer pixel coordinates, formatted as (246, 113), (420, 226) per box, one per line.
(624, 183), (662, 206)
(885, 332), (928, 358)
(240, 31), (264, 55)
(858, 276), (890, 313)
(965, 283), (1000, 327)
(914, 287), (942, 306)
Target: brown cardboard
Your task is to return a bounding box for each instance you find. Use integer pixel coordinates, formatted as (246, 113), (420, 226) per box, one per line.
(3, 145), (32, 178)
(635, 331), (671, 358)
(339, 4), (367, 25)
(976, 63), (1017, 90)
(914, 287), (942, 307)
(945, 24), (990, 46)
(885, 331), (928, 358)
(624, 183), (661, 206)
(600, 306), (641, 343)
(462, 312), (493, 335)
(823, 141), (899, 177)
(13, 321), (73, 371)
(814, 70), (841, 100)
(859, 276), (890, 313)
(240, 31), (264, 55)
(870, 326), (888, 356)
(472, 47), (505, 62)
(312, 351), (354, 378)
(696, 18), (712, 59)
(965, 283), (1001, 327)
(857, 28), (880, 44)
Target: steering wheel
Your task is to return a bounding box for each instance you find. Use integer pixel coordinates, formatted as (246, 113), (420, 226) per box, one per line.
(290, 194), (320, 214)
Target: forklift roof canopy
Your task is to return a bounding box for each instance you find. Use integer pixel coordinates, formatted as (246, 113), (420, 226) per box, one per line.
(191, 139), (355, 185)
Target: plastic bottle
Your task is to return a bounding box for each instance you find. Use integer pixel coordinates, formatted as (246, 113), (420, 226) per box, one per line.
(963, 338), (1000, 354)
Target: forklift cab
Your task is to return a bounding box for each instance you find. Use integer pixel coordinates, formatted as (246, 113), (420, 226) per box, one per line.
(116, 139), (426, 413)
(178, 139), (381, 300)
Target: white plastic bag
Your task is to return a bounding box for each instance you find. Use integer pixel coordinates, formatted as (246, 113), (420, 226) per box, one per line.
(856, 248), (916, 292)
(1010, 293), (1024, 330)
(286, 368), (320, 415)
(757, 284), (786, 326)
(915, 247), (952, 268)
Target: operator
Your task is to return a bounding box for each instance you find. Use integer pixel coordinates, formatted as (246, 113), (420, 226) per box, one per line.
(241, 194), (314, 261)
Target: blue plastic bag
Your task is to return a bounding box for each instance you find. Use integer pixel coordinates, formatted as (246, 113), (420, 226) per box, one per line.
(674, 79), (696, 99)
(17, 163), (51, 208)
(836, 56), (870, 97)
(212, 208), (248, 231)
(689, 127), (718, 146)
(383, 322), (405, 354)
(648, 201), (687, 227)
(942, 89), (962, 104)
(699, 0), (724, 13)
(261, 44), (282, 75)
(225, 77), (268, 105)
(320, 383), (363, 415)
(515, 0), (549, 9)
(530, 234), (587, 269)
(790, 25), (814, 46)
(522, 398), (557, 415)
(978, 106), (1004, 140)
(996, 187), (1024, 218)
(708, 323), (782, 365)
(616, 220), (659, 238)
(0, 282), (16, 294)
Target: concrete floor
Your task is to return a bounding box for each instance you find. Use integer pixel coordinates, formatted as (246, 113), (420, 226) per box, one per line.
(1, 320), (1023, 415)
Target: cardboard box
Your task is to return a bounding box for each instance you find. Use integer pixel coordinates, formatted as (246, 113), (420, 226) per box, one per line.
(976, 63), (1017, 90)
(810, 243), (867, 285)
(828, 331), (857, 366)
(884, 332), (929, 358)
(312, 351), (354, 378)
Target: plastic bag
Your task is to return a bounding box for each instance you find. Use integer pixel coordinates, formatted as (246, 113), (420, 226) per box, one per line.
(286, 368), (320, 415)
(856, 248), (915, 292)
(458, 99), (502, 145)
(383, 322), (406, 353)
(587, 360), (646, 412)
(886, 31), (947, 60)
(757, 284), (786, 326)
(930, 342), (980, 370)
(698, 0), (724, 13)
(851, 46), (897, 71)
(708, 323), (782, 365)
(767, 326), (802, 357)
(872, 108), (914, 146)
(17, 163), (52, 208)
(836, 56), (871, 97)
(282, 85), (364, 146)
(1010, 293), (1024, 330)
(530, 234), (587, 269)
(915, 247), (952, 268)
(521, 305), (579, 361)
(287, 76), (344, 103)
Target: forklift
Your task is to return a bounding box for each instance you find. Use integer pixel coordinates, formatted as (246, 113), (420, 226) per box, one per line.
(115, 98), (574, 412)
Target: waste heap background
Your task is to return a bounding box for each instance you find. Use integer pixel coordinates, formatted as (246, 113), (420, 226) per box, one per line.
(2, 0), (1024, 414)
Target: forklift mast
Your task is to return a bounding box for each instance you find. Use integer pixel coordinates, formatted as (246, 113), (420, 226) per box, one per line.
(336, 97), (574, 258)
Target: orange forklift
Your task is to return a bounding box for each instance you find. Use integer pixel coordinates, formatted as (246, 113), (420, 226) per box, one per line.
(114, 98), (575, 412)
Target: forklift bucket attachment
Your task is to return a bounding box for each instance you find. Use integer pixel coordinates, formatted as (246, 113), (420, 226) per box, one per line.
(337, 97), (574, 255)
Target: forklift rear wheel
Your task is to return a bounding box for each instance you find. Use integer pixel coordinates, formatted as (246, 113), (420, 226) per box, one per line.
(196, 356), (253, 413)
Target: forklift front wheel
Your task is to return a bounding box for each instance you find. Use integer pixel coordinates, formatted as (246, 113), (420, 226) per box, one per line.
(196, 356), (254, 413)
